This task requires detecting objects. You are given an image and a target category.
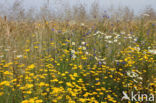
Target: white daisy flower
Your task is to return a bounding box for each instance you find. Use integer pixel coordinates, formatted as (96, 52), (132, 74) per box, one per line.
(17, 55), (23, 58)
(72, 42), (75, 46)
(81, 42), (86, 45)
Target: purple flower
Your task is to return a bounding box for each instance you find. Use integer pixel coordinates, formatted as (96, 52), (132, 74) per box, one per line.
(86, 32), (90, 35)
(58, 30), (62, 33)
(117, 62), (120, 66)
(122, 61), (126, 64)
(147, 30), (150, 35)
(152, 24), (155, 26)
(52, 28), (55, 31)
(98, 61), (102, 65)
(96, 80), (99, 82)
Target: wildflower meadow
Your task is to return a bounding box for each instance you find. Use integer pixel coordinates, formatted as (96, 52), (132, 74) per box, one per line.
(0, 0), (156, 103)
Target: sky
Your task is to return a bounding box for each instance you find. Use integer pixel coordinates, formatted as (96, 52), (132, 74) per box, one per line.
(1, 0), (156, 14)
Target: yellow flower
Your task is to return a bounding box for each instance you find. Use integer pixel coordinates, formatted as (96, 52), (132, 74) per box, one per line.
(58, 81), (63, 84)
(21, 100), (29, 103)
(35, 99), (43, 103)
(3, 71), (12, 75)
(28, 64), (35, 69)
(0, 81), (10, 86)
(79, 98), (86, 102)
(95, 82), (100, 85)
(39, 82), (45, 87)
(34, 46), (39, 49)
(52, 99), (57, 103)
(77, 79), (83, 83)
(95, 78), (99, 81)
(29, 98), (35, 103)
(25, 49), (30, 52)
(66, 82), (73, 87)
(73, 73), (78, 77)
(26, 84), (33, 88)
(0, 92), (4, 96)
(26, 91), (32, 94)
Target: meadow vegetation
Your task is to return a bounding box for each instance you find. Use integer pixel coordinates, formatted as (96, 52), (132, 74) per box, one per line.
(0, 0), (155, 103)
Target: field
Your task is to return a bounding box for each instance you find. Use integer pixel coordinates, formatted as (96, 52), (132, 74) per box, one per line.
(0, 15), (155, 103)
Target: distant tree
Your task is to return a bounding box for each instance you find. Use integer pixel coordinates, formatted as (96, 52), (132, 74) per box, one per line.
(142, 6), (156, 20)
(63, 1), (72, 21)
(79, 4), (87, 21)
(90, 1), (99, 20)
(8, 0), (25, 21)
(38, 0), (52, 20)
(73, 4), (87, 22)
(122, 7), (134, 21)
(25, 7), (36, 21)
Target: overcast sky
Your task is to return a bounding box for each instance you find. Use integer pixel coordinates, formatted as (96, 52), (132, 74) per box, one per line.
(1, 0), (156, 14)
